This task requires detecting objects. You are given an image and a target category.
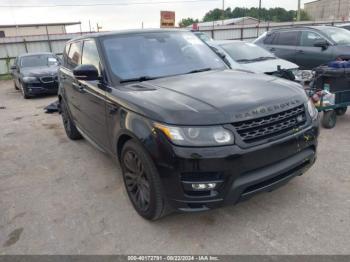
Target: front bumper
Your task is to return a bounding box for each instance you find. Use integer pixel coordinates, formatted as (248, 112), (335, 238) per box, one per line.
(23, 81), (58, 96)
(153, 123), (319, 212)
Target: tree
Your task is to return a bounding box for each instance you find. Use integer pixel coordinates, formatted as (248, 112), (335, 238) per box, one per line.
(203, 8), (229, 22)
(178, 17), (199, 27)
(299, 10), (311, 21)
(201, 7), (311, 23)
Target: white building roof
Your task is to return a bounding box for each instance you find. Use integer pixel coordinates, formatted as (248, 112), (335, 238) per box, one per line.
(187, 17), (259, 28)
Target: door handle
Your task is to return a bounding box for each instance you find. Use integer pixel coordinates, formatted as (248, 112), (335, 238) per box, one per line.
(270, 48), (276, 52)
(109, 105), (119, 115)
(72, 82), (86, 93)
(297, 50), (305, 54)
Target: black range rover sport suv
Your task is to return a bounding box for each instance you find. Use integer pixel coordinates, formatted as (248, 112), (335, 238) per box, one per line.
(58, 29), (319, 220)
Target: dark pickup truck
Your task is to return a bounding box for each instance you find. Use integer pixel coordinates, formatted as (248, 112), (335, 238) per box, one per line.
(58, 29), (319, 220)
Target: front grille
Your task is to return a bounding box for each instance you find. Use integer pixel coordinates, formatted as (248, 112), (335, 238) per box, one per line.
(40, 76), (56, 83)
(232, 105), (306, 144)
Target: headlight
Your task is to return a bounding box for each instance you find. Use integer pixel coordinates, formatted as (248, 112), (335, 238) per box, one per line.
(154, 123), (234, 146)
(22, 76), (38, 83)
(307, 100), (318, 120)
(293, 70), (314, 82)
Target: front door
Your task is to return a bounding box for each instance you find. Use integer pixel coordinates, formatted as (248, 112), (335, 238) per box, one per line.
(75, 39), (109, 150)
(295, 31), (334, 69)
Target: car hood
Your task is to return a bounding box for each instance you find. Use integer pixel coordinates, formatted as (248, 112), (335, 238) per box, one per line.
(21, 66), (59, 77)
(114, 70), (307, 125)
(239, 58), (298, 73)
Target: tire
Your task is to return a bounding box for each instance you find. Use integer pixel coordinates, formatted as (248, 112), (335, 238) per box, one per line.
(60, 99), (83, 140)
(20, 84), (30, 99)
(322, 110), (337, 129)
(335, 107), (347, 116)
(121, 140), (170, 220)
(14, 80), (19, 90)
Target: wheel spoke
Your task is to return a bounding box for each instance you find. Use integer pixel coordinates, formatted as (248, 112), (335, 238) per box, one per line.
(123, 149), (150, 211)
(124, 152), (138, 173)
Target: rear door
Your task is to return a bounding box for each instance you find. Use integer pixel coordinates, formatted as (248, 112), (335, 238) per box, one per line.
(295, 30), (334, 69)
(76, 39), (109, 149)
(267, 30), (300, 63)
(60, 41), (83, 125)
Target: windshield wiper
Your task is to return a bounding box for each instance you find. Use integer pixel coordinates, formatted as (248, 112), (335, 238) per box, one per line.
(185, 68), (212, 74)
(236, 57), (276, 63)
(120, 76), (157, 83)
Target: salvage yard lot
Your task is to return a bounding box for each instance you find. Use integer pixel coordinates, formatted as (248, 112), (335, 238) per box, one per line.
(0, 79), (350, 255)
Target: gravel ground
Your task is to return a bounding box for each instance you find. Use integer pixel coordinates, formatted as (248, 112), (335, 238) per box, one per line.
(0, 80), (350, 255)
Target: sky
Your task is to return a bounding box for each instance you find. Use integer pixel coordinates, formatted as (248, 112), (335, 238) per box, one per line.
(0, 0), (315, 32)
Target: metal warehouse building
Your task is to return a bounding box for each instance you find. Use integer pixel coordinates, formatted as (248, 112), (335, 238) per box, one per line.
(0, 22), (82, 75)
(0, 22), (80, 38)
(305, 0), (350, 20)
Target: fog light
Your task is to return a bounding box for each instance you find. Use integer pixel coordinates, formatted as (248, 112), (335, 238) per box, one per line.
(192, 183), (217, 191)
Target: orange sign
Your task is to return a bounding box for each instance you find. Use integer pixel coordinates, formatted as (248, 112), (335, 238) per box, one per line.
(160, 11), (175, 28)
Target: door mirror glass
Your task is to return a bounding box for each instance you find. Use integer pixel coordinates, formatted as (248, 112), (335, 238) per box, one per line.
(73, 64), (99, 81)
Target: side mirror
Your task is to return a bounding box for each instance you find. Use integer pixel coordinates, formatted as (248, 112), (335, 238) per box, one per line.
(10, 65), (17, 70)
(314, 40), (329, 50)
(73, 64), (99, 81)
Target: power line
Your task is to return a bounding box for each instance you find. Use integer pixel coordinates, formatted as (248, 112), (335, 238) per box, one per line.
(0, 0), (219, 8)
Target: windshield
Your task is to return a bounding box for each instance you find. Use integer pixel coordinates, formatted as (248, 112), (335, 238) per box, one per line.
(195, 32), (213, 43)
(21, 55), (58, 68)
(322, 27), (350, 45)
(102, 31), (226, 81)
(220, 42), (275, 63)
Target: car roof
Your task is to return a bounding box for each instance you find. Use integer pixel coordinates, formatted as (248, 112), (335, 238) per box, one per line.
(212, 40), (250, 45)
(67, 28), (189, 43)
(18, 52), (55, 58)
(269, 25), (336, 33)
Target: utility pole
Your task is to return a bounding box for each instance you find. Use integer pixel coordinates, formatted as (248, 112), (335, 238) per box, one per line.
(222, 0), (225, 25)
(297, 0), (301, 21)
(258, 0), (262, 23)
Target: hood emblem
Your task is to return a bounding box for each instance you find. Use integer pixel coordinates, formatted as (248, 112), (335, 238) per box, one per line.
(235, 99), (301, 120)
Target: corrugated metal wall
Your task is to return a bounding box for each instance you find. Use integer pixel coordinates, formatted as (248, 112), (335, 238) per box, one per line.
(0, 32), (82, 75)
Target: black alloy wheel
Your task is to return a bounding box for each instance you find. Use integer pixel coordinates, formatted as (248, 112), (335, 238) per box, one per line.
(121, 140), (170, 220)
(123, 150), (151, 212)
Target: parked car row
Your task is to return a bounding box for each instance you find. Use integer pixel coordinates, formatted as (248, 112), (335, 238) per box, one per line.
(10, 29), (321, 220)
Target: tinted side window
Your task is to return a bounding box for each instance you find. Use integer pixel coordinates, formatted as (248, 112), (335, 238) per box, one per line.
(67, 41), (82, 69)
(274, 31), (299, 46)
(63, 44), (70, 67)
(300, 31), (324, 47)
(82, 40), (101, 75)
(0, 31), (5, 38)
(263, 33), (277, 45)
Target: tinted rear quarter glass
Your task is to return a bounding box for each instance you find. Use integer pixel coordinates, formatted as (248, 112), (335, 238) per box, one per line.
(263, 32), (277, 45)
(67, 41), (82, 69)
